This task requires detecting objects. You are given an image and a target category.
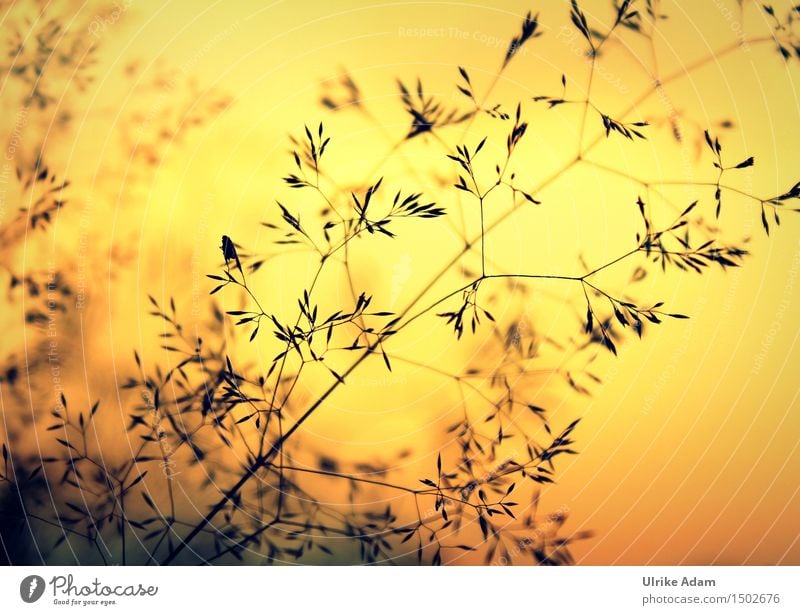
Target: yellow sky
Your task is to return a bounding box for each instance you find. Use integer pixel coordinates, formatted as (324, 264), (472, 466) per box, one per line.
(2, 0), (799, 564)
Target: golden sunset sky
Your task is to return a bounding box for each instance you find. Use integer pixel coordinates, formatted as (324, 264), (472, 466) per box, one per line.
(1, 0), (799, 564)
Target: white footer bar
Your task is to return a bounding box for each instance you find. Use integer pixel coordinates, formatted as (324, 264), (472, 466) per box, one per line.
(1, 566), (797, 614)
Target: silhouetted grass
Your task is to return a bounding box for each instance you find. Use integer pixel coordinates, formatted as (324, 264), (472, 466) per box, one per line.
(2, 1), (800, 566)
